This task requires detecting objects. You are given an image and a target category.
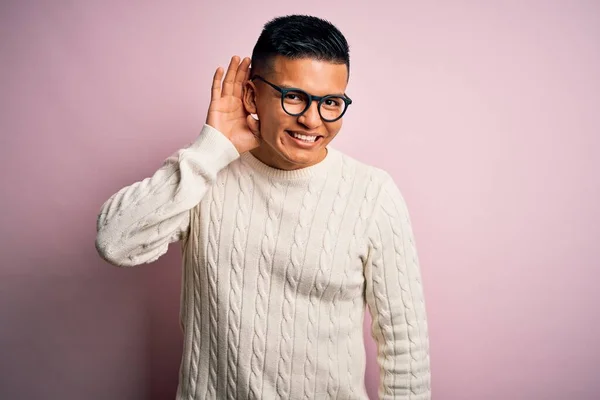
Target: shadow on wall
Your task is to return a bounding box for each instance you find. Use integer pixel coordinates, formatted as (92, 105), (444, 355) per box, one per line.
(0, 230), (184, 400)
(143, 250), (185, 400)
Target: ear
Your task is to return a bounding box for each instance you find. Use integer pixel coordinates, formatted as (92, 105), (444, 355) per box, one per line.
(243, 80), (258, 115)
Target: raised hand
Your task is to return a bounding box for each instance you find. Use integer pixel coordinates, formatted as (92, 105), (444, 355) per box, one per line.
(206, 55), (261, 154)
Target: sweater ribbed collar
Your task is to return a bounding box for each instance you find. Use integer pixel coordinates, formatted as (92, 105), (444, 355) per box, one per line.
(240, 147), (338, 181)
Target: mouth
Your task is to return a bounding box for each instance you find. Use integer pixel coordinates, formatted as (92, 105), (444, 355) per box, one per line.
(285, 130), (323, 144)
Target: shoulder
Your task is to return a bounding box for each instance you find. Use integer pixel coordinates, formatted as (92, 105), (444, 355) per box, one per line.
(331, 149), (411, 222)
(331, 147), (398, 194)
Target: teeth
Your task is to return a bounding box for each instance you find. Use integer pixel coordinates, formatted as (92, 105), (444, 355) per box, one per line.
(291, 132), (317, 142)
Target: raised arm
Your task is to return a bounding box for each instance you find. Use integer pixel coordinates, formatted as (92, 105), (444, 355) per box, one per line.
(95, 56), (261, 267)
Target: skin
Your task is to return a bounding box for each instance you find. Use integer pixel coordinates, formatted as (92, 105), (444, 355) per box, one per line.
(205, 56), (260, 154)
(206, 55), (349, 171)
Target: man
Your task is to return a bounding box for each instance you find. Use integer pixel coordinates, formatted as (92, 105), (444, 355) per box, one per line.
(96, 14), (431, 400)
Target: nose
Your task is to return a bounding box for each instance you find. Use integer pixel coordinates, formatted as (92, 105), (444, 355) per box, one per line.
(298, 100), (322, 129)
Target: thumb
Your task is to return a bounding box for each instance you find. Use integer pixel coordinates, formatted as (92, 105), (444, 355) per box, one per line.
(246, 114), (261, 139)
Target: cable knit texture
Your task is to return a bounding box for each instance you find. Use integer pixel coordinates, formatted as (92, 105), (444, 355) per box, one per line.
(96, 124), (431, 399)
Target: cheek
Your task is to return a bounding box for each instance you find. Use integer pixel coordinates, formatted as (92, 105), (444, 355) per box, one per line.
(262, 111), (293, 136)
(258, 100), (285, 125)
(257, 114), (287, 144)
(326, 121), (343, 138)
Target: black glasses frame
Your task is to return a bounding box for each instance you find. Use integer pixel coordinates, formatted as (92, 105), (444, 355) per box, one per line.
(250, 75), (353, 122)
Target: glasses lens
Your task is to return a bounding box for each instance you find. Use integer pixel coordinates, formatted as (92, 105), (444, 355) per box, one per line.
(282, 90), (309, 115)
(319, 96), (347, 121)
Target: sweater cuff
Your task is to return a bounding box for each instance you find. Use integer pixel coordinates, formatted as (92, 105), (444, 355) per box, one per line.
(188, 123), (240, 171)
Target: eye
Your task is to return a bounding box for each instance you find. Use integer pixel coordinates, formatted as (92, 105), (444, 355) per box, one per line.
(283, 91), (306, 104)
(323, 97), (344, 109)
(285, 93), (300, 100)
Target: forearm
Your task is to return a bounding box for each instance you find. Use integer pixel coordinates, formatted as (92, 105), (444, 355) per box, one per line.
(366, 252), (431, 399)
(95, 124), (239, 266)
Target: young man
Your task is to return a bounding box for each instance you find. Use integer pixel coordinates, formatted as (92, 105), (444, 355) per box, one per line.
(96, 15), (431, 400)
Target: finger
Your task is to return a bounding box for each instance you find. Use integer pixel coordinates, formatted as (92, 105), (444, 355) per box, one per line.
(245, 66), (251, 82)
(233, 57), (251, 98)
(244, 63), (252, 84)
(222, 55), (240, 96)
(211, 67), (224, 102)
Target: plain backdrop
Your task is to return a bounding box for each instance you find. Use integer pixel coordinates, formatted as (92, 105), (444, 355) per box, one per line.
(1, 1), (599, 399)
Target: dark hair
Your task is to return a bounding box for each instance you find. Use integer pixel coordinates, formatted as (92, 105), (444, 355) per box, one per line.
(251, 15), (350, 79)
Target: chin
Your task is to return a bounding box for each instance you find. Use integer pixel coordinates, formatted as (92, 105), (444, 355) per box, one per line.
(281, 148), (326, 170)
(255, 128), (329, 170)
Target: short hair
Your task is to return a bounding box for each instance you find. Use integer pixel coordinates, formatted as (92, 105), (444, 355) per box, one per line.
(251, 15), (350, 79)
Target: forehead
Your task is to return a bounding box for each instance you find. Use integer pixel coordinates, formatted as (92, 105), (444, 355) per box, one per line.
(269, 56), (348, 95)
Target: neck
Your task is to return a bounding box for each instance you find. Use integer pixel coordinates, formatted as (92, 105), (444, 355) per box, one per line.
(249, 146), (328, 171)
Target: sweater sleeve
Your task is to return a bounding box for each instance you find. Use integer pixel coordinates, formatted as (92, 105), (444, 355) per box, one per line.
(95, 124), (239, 267)
(364, 174), (431, 399)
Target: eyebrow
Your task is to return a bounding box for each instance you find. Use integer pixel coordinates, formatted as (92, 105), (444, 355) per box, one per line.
(279, 83), (347, 97)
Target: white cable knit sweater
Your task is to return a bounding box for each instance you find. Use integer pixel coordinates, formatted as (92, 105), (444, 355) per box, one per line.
(95, 124), (431, 399)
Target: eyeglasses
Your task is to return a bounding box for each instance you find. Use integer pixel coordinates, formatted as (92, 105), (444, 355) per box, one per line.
(250, 75), (352, 122)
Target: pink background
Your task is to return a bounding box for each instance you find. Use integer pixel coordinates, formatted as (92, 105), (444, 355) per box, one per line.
(1, 1), (599, 399)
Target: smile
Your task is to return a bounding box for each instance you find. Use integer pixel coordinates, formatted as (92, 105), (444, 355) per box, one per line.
(286, 131), (322, 143)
